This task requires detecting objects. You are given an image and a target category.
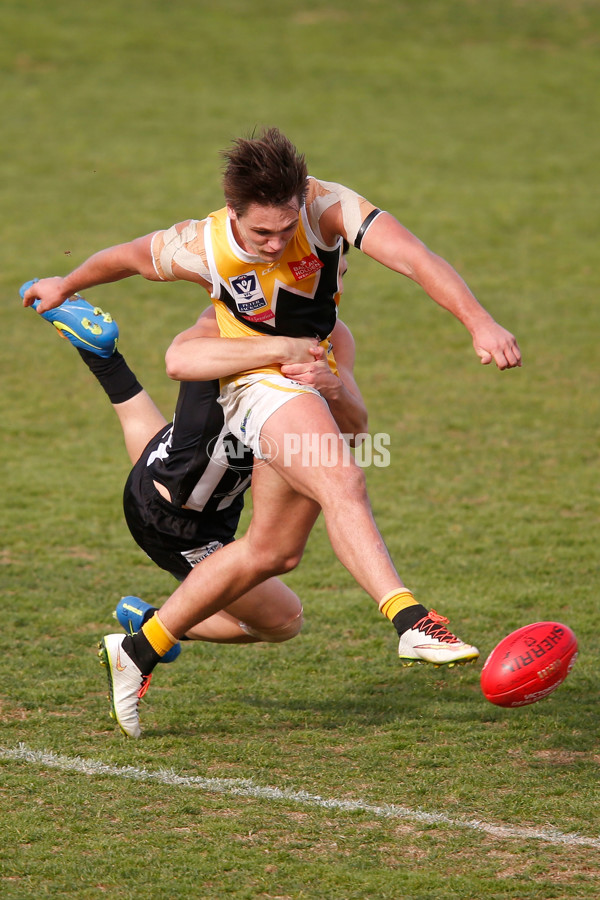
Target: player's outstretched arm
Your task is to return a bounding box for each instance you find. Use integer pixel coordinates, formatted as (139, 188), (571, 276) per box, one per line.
(319, 203), (521, 369)
(22, 234), (161, 314)
(341, 208), (522, 371)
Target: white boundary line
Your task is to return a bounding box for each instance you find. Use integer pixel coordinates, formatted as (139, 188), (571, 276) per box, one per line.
(3, 743), (599, 850)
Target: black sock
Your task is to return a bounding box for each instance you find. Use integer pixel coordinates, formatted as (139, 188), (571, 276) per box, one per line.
(77, 348), (143, 404)
(122, 632), (161, 676)
(141, 608), (156, 627)
(392, 604), (429, 638)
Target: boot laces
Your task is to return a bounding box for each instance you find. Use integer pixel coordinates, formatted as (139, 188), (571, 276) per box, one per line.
(413, 610), (459, 644)
(138, 673), (152, 700)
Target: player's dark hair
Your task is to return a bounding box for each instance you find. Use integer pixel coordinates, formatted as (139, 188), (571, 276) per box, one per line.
(221, 127), (308, 216)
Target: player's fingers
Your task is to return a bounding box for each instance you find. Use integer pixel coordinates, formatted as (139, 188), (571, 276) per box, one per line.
(506, 342), (522, 367)
(502, 352), (520, 369)
(281, 364), (302, 376)
(22, 286), (38, 308)
(496, 343), (522, 370)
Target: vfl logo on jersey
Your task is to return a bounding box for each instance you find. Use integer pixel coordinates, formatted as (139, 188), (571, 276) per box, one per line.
(229, 271), (275, 322)
(288, 253), (324, 282)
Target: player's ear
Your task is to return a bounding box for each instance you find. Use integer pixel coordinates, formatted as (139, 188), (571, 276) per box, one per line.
(226, 204), (238, 222)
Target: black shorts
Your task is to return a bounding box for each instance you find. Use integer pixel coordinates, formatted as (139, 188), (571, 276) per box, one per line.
(123, 460), (238, 581)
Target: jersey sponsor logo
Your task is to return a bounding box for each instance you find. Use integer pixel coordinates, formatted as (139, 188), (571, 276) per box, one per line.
(288, 253), (324, 281)
(229, 271), (274, 321)
(245, 308), (276, 322)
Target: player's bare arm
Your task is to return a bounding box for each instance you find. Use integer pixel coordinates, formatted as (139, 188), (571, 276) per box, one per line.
(165, 311), (319, 382)
(362, 212), (521, 370)
(319, 201), (521, 371)
(21, 222), (213, 315)
(164, 309), (367, 439)
(21, 234), (162, 314)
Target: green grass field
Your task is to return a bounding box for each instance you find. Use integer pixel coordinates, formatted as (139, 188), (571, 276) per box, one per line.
(2, 1), (600, 897)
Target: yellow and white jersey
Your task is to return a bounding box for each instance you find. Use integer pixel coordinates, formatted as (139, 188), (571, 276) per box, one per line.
(205, 203), (343, 341)
(150, 176), (381, 375)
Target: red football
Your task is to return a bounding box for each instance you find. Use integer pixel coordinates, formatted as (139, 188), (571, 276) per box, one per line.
(480, 621), (578, 708)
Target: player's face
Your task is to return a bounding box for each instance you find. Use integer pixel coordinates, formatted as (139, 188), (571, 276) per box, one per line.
(228, 201), (300, 263)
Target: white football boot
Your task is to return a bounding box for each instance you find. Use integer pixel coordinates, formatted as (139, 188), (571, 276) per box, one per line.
(98, 634), (152, 738)
(397, 610), (479, 668)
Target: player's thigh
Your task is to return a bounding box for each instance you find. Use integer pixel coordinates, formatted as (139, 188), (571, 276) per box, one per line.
(260, 392), (366, 503)
(246, 459), (320, 563)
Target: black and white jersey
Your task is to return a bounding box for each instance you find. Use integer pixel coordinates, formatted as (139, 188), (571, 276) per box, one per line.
(144, 379), (253, 518)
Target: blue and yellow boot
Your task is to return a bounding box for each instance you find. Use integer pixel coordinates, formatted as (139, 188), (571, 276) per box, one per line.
(21, 279), (118, 358)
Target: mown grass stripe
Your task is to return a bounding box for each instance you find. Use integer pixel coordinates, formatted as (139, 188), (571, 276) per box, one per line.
(3, 743), (598, 850)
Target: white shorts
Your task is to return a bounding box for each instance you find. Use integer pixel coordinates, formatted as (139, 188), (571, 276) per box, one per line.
(218, 373), (325, 459)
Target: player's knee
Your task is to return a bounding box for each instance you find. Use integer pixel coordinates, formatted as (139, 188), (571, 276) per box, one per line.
(274, 547), (304, 574)
(340, 462), (368, 500)
(316, 459), (368, 506)
(251, 545), (304, 577)
(240, 608), (304, 643)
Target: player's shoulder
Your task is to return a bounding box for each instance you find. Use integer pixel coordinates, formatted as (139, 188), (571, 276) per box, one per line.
(306, 175), (350, 200)
(306, 176), (380, 248)
(164, 218), (206, 238)
(305, 176), (351, 244)
(152, 218), (211, 282)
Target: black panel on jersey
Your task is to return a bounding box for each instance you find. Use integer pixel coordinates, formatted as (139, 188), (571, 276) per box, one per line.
(218, 241), (342, 339)
(146, 379), (254, 513)
(123, 378), (253, 578)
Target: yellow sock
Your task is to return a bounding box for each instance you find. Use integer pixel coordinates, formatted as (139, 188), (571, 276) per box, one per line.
(379, 589), (417, 621)
(142, 613), (178, 657)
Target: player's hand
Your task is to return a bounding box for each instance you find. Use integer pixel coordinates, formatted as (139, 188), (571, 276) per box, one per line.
(281, 345), (338, 395)
(472, 321), (522, 370)
(22, 276), (71, 313)
(277, 336), (320, 366)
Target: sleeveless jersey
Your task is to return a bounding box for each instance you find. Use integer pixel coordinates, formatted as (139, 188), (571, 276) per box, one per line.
(205, 206), (343, 343)
(151, 176), (381, 343)
(150, 176), (381, 377)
